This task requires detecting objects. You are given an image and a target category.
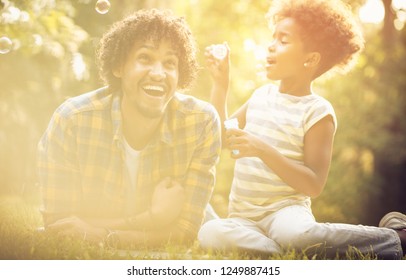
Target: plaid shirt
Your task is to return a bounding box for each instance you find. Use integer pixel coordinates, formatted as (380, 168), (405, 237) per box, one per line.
(37, 87), (221, 240)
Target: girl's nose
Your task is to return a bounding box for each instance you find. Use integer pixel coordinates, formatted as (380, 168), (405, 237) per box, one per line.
(268, 39), (277, 52)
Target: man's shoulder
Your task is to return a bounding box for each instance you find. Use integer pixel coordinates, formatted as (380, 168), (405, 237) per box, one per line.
(55, 87), (113, 118)
(172, 92), (218, 117)
(169, 93), (221, 146)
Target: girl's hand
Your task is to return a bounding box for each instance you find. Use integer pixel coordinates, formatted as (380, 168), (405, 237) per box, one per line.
(225, 128), (267, 159)
(205, 43), (230, 90)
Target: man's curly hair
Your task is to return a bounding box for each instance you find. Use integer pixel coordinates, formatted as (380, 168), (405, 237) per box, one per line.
(96, 9), (198, 92)
(267, 0), (365, 79)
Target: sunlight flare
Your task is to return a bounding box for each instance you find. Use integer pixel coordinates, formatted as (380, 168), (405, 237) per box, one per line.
(359, 0), (385, 24)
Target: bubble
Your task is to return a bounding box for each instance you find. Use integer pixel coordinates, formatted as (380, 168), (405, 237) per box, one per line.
(211, 44), (227, 60)
(0, 36), (13, 54)
(95, 0), (111, 15)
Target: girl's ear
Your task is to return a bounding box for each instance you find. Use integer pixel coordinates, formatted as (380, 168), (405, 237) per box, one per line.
(304, 52), (321, 68)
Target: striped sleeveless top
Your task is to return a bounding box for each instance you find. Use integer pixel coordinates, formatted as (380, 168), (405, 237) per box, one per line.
(228, 84), (337, 220)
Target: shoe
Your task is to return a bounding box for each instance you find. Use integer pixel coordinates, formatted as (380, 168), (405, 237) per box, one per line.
(379, 212), (406, 230)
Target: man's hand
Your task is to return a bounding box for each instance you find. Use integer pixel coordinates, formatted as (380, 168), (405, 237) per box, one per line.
(46, 216), (106, 244)
(150, 177), (185, 226)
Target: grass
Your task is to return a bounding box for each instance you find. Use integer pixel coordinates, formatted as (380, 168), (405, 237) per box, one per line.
(0, 193), (402, 260)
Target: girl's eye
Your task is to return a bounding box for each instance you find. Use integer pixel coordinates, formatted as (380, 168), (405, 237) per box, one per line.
(280, 36), (289, 44)
(271, 35), (288, 45)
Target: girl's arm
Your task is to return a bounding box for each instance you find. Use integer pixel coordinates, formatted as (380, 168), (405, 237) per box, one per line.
(227, 115), (335, 197)
(206, 43), (248, 146)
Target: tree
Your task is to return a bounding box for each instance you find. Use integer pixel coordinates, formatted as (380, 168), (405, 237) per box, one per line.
(0, 0), (88, 193)
(313, 0), (406, 224)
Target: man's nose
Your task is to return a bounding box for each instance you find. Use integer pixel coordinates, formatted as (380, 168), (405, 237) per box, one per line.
(149, 62), (166, 80)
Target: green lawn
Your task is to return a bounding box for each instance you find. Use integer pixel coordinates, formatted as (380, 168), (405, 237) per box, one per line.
(0, 194), (400, 260)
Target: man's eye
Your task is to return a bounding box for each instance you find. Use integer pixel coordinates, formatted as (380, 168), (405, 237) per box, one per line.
(165, 59), (178, 68)
(138, 54), (150, 62)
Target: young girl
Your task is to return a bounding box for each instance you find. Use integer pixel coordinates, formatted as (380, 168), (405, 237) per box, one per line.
(198, 0), (406, 259)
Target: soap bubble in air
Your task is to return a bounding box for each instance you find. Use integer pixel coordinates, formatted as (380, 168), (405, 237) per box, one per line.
(211, 44), (227, 60)
(95, 0), (111, 15)
(0, 36), (13, 54)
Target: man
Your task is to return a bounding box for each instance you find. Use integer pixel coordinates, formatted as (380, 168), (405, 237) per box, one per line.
(37, 9), (221, 249)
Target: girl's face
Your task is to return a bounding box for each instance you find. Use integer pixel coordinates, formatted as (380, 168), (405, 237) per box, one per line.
(266, 17), (311, 82)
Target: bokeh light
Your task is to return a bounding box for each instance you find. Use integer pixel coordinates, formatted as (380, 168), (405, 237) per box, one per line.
(359, 0), (385, 24)
(392, 0), (406, 11)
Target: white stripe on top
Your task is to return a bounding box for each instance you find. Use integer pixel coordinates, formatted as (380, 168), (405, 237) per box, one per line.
(228, 84), (337, 220)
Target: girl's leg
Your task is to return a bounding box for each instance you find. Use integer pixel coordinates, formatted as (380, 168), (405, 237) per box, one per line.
(198, 217), (281, 254)
(397, 229), (406, 254)
(379, 211), (406, 255)
(260, 205), (402, 259)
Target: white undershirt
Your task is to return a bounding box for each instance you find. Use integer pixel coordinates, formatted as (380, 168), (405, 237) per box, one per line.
(122, 137), (141, 190)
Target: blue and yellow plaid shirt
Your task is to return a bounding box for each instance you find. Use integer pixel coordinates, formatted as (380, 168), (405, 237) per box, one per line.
(37, 87), (221, 240)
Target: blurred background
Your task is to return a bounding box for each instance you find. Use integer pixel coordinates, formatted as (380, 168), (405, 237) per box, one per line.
(0, 0), (405, 226)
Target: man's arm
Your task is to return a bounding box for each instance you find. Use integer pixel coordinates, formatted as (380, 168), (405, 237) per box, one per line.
(42, 102), (221, 248)
(38, 106), (82, 227)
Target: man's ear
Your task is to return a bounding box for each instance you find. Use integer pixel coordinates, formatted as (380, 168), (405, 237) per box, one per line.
(304, 52), (321, 68)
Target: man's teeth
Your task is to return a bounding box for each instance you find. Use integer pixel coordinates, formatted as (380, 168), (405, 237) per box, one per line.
(144, 85), (164, 91)
(143, 85), (165, 96)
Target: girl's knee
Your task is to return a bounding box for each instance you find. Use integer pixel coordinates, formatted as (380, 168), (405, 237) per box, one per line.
(272, 224), (319, 249)
(269, 206), (317, 247)
(198, 219), (229, 249)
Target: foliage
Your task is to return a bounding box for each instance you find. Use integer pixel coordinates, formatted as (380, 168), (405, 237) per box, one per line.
(313, 24), (406, 225)
(0, 0), (88, 194)
(0, 0), (405, 230)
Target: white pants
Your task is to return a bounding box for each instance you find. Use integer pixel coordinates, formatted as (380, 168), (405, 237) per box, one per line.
(198, 205), (403, 259)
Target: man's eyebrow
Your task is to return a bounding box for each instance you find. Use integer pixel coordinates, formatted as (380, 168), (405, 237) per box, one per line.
(139, 44), (155, 49)
(138, 45), (178, 56)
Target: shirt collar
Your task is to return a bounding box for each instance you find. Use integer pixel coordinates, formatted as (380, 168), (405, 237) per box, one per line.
(110, 91), (178, 148)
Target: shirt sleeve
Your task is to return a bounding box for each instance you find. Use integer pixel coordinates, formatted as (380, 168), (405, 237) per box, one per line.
(37, 103), (81, 225)
(304, 97), (337, 135)
(176, 106), (221, 241)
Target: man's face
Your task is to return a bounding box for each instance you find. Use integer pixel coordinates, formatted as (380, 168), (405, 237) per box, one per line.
(115, 39), (179, 118)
